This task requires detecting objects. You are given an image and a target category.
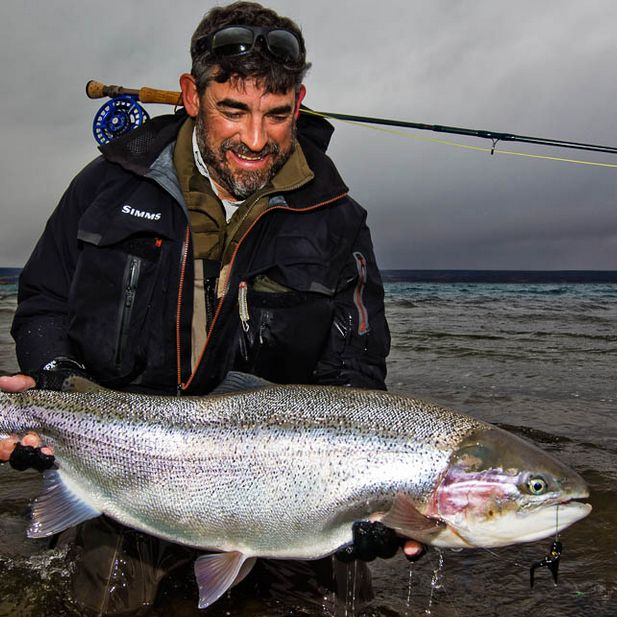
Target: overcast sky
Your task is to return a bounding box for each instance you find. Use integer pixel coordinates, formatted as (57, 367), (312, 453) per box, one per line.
(2, 0), (617, 269)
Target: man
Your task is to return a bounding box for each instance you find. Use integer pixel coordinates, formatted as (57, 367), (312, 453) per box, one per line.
(0, 2), (421, 613)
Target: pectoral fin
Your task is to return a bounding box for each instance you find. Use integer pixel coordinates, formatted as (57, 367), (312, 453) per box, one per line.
(27, 470), (101, 538)
(194, 551), (255, 609)
(380, 493), (445, 542)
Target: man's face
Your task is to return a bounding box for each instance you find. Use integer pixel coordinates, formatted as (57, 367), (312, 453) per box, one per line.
(194, 78), (302, 201)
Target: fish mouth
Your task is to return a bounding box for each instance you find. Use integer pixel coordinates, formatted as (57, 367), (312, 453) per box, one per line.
(436, 427), (593, 548)
(539, 496), (591, 523)
(521, 479), (592, 541)
(449, 499), (593, 548)
(509, 500), (592, 544)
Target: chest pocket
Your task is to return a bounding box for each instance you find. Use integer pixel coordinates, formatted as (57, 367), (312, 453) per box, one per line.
(263, 233), (345, 295)
(67, 192), (176, 385)
(234, 230), (349, 383)
(68, 233), (166, 385)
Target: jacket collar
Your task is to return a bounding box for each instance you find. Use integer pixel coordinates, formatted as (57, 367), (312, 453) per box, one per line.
(99, 107), (349, 209)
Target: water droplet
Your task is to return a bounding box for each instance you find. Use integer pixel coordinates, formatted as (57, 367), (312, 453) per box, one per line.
(425, 549), (445, 615)
(404, 563), (414, 616)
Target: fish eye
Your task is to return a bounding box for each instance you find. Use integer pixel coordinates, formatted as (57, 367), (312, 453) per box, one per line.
(527, 476), (548, 495)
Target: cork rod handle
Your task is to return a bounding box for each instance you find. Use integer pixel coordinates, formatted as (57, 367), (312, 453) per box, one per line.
(86, 80), (182, 106)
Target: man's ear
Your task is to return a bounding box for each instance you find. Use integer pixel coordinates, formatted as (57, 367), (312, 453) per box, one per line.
(180, 73), (200, 118)
(294, 84), (306, 119)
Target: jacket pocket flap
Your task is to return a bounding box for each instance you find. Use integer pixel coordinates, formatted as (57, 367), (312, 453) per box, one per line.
(245, 234), (348, 296)
(78, 186), (175, 247)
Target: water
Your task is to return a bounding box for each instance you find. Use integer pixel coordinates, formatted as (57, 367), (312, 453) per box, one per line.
(381, 277), (617, 616)
(0, 268), (615, 616)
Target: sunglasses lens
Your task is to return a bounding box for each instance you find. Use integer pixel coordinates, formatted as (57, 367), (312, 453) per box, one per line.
(211, 26), (255, 55)
(198, 26), (302, 63)
(266, 29), (301, 61)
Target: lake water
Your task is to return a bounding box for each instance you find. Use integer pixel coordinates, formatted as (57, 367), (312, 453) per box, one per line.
(0, 269), (615, 616)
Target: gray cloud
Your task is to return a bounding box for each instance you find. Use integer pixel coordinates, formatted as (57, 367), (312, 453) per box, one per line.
(2, 0), (617, 269)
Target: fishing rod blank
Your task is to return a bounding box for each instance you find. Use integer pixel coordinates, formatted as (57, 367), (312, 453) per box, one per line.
(85, 80), (617, 155)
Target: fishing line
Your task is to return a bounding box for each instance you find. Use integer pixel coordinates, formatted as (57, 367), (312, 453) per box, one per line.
(85, 81), (617, 169)
(555, 504), (560, 539)
(480, 546), (530, 571)
(301, 109), (617, 169)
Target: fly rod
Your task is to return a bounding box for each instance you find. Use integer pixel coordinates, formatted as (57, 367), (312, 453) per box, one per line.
(85, 80), (617, 155)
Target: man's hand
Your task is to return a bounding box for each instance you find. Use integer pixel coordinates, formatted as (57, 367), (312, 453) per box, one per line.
(0, 434), (18, 462)
(0, 358), (88, 465)
(402, 540), (425, 561)
(335, 521), (426, 563)
(0, 374), (53, 465)
(0, 374), (36, 393)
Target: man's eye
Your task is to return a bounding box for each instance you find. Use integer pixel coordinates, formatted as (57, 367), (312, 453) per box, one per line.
(269, 115), (290, 123)
(223, 111), (244, 120)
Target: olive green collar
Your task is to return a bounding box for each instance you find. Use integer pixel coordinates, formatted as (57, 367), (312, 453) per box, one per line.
(174, 117), (314, 205)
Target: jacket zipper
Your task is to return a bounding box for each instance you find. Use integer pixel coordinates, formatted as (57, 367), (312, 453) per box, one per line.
(114, 256), (142, 367)
(175, 225), (191, 394)
(205, 275), (218, 327)
(176, 192), (349, 392)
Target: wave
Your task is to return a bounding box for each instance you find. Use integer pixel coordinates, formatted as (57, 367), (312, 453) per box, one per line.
(384, 281), (617, 298)
(0, 289), (18, 299)
(386, 297), (418, 308)
(381, 269), (617, 284)
(413, 330), (507, 341)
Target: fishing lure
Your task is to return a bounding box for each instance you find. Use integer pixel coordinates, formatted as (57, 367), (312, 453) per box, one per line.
(530, 539), (562, 587)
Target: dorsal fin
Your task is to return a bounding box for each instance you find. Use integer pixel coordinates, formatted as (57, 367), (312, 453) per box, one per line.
(62, 376), (106, 393)
(211, 371), (272, 395)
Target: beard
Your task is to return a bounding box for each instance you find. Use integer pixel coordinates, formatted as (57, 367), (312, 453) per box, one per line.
(195, 112), (295, 201)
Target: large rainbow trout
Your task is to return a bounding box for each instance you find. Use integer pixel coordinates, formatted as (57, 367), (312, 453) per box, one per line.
(0, 373), (590, 608)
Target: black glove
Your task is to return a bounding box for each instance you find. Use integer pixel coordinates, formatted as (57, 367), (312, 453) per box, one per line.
(9, 443), (55, 472)
(335, 521), (426, 563)
(5, 356), (89, 473)
(31, 356), (90, 391)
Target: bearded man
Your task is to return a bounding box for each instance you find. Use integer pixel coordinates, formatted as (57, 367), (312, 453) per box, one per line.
(5, 3), (389, 396)
(0, 2), (421, 614)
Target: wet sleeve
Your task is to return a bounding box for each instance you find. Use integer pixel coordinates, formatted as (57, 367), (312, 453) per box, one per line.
(11, 170), (93, 373)
(312, 212), (390, 390)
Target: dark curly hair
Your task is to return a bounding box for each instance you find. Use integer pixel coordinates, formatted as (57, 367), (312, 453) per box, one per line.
(190, 2), (311, 94)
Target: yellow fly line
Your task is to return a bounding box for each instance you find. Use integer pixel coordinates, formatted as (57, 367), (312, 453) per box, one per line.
(302, 109), (617, 170)
(84, 81), (617, 166)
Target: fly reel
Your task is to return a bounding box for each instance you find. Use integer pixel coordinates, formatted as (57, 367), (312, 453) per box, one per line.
(92, 95), (150, 145)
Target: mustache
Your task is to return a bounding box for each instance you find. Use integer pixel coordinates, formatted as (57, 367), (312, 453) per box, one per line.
(220, 139), (281, 159)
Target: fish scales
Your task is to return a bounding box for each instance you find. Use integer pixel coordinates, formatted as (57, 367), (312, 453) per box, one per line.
(1, 384), (484, 557)
(0, 376), (590, 571)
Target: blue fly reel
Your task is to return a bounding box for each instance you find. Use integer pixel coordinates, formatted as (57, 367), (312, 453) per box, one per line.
(92, 95), (149, 145)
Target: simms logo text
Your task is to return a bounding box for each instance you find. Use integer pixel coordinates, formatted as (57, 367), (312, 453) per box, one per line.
(122, 205), (162, 221)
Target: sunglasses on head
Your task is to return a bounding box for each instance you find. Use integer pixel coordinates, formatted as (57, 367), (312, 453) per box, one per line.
(193, 25), (302, 64)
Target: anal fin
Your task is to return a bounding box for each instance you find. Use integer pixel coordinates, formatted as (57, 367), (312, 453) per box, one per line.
(233, 556), (257, 587)
(194, 551), (254, 609)
(27, 470), (101, 538)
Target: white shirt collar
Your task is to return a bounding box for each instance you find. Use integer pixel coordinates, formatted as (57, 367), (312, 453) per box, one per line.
(192, 127), (240, 222)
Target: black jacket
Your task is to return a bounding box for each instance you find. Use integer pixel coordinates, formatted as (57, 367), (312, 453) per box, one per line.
(12, 110), (390, 394)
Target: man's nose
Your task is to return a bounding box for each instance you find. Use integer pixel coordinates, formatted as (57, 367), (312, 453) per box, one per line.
(240, 116), (268, 152)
